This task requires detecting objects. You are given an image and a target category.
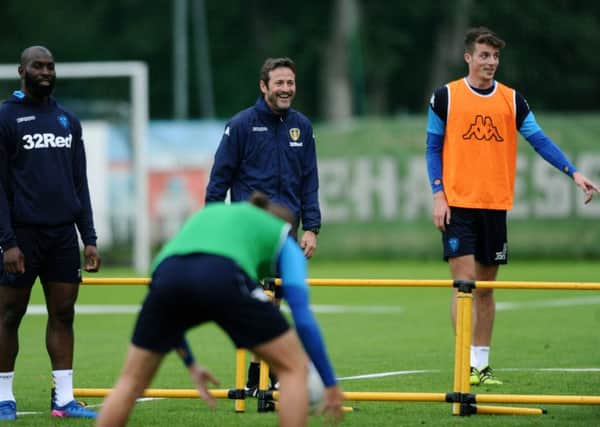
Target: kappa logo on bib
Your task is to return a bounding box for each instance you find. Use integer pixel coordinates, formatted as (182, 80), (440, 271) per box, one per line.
(462, 115), (503, 142)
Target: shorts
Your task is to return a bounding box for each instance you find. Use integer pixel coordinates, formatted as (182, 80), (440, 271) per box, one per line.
(0, 224), (81, 288)
(442, 207), (508, 265)
(131, 253), (290, 353)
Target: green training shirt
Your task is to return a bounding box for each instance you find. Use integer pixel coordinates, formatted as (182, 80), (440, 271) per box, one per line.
(150, 202), (291, 281)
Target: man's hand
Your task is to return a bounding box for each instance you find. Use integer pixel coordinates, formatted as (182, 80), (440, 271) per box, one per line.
(83, 245), (101, 272)
(189, 364), (220, 408)
(432, 191), (451, 231)
(3, 246), (25, 274)
(317, 385), (345, 424)
(300, 230), (318, 259)
(573, 171), (600, 204)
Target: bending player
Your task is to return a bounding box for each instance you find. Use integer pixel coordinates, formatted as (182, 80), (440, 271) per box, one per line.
(96, 192), (344, 427)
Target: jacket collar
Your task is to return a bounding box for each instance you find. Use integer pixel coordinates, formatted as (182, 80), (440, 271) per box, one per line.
(255, 97), (294, 122)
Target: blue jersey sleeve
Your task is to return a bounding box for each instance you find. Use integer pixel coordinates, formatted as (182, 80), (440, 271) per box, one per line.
(520, 112), (577, 176)
(175, 337), (196, 367)
(278, 237), (337, 386)
(425, 107), (445, 194)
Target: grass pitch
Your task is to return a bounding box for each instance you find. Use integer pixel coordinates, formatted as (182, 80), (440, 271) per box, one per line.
(13, 259), (600, 426)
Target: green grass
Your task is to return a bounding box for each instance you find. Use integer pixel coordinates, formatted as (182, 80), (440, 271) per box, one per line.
(13, 259), (600, 425)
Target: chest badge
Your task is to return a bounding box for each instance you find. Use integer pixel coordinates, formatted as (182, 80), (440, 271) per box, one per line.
(289, 128), (300, 141)
(57, 114), (70, 129)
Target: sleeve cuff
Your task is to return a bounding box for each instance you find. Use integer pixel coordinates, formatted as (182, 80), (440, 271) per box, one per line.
(82, 238), (97, 247)
(0, 238), (18, 251)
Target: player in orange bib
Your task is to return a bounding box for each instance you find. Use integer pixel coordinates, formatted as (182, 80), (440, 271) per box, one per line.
(425, 27), (600, 386)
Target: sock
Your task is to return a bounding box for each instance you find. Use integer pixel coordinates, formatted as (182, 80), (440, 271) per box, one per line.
(470, 346), (477, 369)
(0, 372), (15, 402)
(472, 346), (490, 370)
(52, 370), (74, 407)
(246, 362), (260, 388)
(269, 369), (278, 389)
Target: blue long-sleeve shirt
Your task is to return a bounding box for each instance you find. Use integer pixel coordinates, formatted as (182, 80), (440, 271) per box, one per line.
(205, 97), (321, 231)
(425, 81), (577, 194)
(278, 236), (337, 387)
(0, 90), (97, 249)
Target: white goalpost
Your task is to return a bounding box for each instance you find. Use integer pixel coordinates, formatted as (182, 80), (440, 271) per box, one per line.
(0, 62), (150, 273)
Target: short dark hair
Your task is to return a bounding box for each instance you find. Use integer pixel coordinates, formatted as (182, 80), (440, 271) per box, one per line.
(259, 57), (296, 85)
(249, 191), (295, 225)
(20, 45), (53, 67)
(464, 27), (505, 54)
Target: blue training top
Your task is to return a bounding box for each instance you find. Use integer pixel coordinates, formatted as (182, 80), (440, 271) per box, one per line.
(0, 90), (97, 250)
(205, 97), (321, 232)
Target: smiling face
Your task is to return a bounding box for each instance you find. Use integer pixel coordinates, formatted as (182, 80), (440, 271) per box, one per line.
(465, 42), (500, 89)
(19, 46), (56, 101)
(260, 66), (296, 114)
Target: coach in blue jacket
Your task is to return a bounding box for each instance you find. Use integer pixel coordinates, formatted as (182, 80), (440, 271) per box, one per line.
(205, 57), (321, 259)
(205, 57), (322, 395)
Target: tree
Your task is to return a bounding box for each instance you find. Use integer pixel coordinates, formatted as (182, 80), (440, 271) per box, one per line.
(427, 0), (472, 101)
(322, 0), (359, 123)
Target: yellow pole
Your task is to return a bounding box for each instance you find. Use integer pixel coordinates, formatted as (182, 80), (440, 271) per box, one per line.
(258, 359), (270, 394)
(473, 281), (600, 290)
(74, 388), (231, 398)
(460, 292), (473, 395)
(83, 277), (150, 285)
(473, 405), (545, 415)
(452, 291), (465, 415)
(476, 394), (600, 405)
(271, 391), (448, 402)
(82, 277), (600, 290)
(75, 388), (448, 403)
(74, 388), (600, 406)
(235, 349), (246, 412)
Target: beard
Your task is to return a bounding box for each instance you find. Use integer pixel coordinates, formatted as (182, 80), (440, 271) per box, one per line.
(266, 91), (293, 114)
(24, 72), (55, 98)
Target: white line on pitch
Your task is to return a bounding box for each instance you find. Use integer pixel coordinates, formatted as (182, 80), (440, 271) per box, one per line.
(281, 304), (403, 314)
(338, 370), (439, 380)
(25, 304), (404, 315)
(337, 367), (600, 381)
(24, 296), (600, 316)
(499, 368), (600, 372)
(26, 305), (140, 315)
(497, 296), (600, 311)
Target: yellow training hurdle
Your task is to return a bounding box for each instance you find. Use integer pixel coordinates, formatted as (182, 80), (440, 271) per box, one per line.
(76, 277), (600, 416)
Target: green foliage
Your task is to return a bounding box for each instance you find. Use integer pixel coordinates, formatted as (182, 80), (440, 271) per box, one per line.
(1, 1), (599, 119)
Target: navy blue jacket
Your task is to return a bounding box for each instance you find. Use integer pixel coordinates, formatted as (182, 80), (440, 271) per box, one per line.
(0, 90), (97, 250)
(205, 97), (321, 231)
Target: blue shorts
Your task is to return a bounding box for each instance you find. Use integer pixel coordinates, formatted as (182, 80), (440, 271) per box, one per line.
(442, 207), (508, 265)
(0, 224), (81, 288)
(131, 253), (290, 353)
